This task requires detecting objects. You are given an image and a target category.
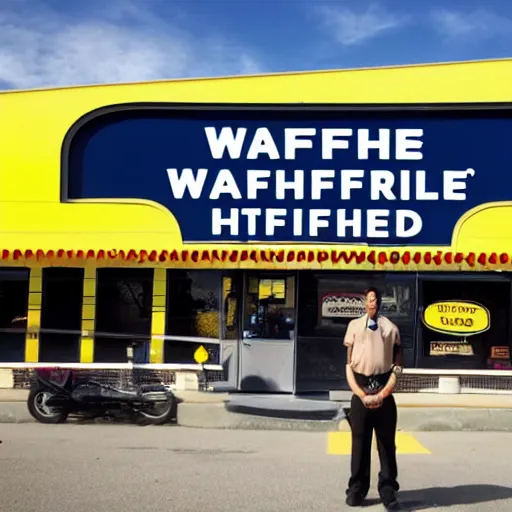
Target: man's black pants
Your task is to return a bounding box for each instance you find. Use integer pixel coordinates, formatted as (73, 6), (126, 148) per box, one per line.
(346, 393), (399, 498)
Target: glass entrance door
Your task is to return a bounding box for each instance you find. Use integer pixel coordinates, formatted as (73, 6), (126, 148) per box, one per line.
(239, 272), (296, 393)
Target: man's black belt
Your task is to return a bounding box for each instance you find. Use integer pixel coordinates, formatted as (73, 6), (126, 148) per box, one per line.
(354, 370), (392, 394)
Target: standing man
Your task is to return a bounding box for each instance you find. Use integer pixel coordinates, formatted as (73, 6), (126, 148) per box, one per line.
(343, 287), (403, 510)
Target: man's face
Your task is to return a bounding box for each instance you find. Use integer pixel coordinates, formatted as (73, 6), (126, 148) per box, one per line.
(365, 291), (379, 318)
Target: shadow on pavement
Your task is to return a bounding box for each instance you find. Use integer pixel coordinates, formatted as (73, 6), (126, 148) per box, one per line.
(362, 484), (512, 510)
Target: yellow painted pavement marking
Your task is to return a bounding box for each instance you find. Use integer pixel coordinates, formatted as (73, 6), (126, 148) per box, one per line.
(327, 432), (431, 455)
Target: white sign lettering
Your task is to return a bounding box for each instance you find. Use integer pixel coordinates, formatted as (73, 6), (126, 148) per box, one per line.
(165, 126), (477, 240)
(321, 294), (366, 318)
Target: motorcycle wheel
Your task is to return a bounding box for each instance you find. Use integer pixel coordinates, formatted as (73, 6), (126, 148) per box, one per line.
(138, 399), (174, 425)
(27, 389), (69, 424)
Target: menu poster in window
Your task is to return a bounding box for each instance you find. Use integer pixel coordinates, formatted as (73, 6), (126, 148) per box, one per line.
(321, 293), (366, 318)
(430, 341), (474, 356)
(321, 292), (402, 319)
(490, 346), (510, 360)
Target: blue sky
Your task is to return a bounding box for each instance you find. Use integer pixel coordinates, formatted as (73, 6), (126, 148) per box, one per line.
(1, 0), (512, 89)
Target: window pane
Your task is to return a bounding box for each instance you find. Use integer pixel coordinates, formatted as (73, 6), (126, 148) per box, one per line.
(298, 273), (413, 338)
(95, 269), (153, 363)
(243, 274), (295, 340)
(166, 270), (220, 338)
(163, 340), (220, 365)
(39, 268), (84, 362)
(165, 270), (222, 364)
(0, 268), (30, 362)
(296, 271), (415, 391)
(420, 278), (511, 369)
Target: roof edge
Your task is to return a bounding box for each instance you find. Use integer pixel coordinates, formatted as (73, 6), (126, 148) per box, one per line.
(1, 57), (511, 96)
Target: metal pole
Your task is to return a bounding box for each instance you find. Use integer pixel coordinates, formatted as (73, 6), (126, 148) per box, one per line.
(126, 344), (134, 388)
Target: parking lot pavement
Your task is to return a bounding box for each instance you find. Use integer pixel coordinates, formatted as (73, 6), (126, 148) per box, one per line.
(0, 424), (511, 511)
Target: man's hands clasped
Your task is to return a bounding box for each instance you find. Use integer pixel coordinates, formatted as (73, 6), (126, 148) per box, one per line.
(362, 393), (383, 409)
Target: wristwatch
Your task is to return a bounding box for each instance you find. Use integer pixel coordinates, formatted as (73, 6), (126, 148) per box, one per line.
(392, 364), (403, 376)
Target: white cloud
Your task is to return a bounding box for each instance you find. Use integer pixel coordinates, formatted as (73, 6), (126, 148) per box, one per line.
(431, 8), (512, 39)
(318, 3), (405, 46)
(0, 0), (263, 89)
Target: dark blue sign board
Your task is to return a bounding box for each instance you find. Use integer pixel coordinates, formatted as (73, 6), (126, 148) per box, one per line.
(64, 105), (512, 246)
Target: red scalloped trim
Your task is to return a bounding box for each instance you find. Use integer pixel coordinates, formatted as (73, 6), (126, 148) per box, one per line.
(0, 248), (510, 267)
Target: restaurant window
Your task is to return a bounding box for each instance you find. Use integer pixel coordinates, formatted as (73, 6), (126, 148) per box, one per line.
(94, 269), (153, 363)
(296, 271), (415, 391)
(39, 268), (84, 362)
(0, 268), (30, 362)
(243, 273), (295, 340)
(298, 272), (414, 337)
(419, 276), (511, 369)
(165, 270), (223, 364)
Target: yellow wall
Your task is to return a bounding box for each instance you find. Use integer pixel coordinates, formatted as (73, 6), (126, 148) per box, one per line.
(1, 59), (512, 272)
(149, 268), (167, 364)
(25, 268), (42, 362)
(79, 268), (96, 363)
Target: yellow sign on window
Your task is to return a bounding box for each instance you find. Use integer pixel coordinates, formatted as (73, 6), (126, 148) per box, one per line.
(193, 345), (209, 364)
(423, 300), (490, 337)
(258, 279), (285, 300)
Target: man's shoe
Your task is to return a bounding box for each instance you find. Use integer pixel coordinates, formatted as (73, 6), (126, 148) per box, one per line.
(345, 492), (365, 507)
(380, 488), (400, 510)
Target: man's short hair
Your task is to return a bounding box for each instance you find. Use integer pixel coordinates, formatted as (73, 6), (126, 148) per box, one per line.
(364, 287), (382, 308)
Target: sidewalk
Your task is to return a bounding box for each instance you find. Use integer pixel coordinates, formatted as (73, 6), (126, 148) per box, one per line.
(330, 389), (512, 408)
(396, 392), (512, 409)
(1, 389), (512, 431)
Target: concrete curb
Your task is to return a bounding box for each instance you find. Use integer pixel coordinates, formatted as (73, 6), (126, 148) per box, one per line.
(225, 395), (345, 421)
(178, 403), (342, 431)
(1, 400), (512, 431)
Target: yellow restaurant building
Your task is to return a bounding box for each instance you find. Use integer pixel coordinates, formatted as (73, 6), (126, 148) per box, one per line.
(1, 59), (512, 394)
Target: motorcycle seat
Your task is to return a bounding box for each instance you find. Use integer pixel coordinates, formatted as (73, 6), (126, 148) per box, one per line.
(137, 384), (168, 393)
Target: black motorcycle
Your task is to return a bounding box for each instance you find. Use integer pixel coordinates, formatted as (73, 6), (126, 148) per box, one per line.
(27, 368), (177, 425)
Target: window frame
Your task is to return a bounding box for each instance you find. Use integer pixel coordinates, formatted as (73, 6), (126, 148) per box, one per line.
(39, 267), (84, 363)
(0, 267), (30, 363)
(164, 270), (243, 365)
(94, 268), (154, 363)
